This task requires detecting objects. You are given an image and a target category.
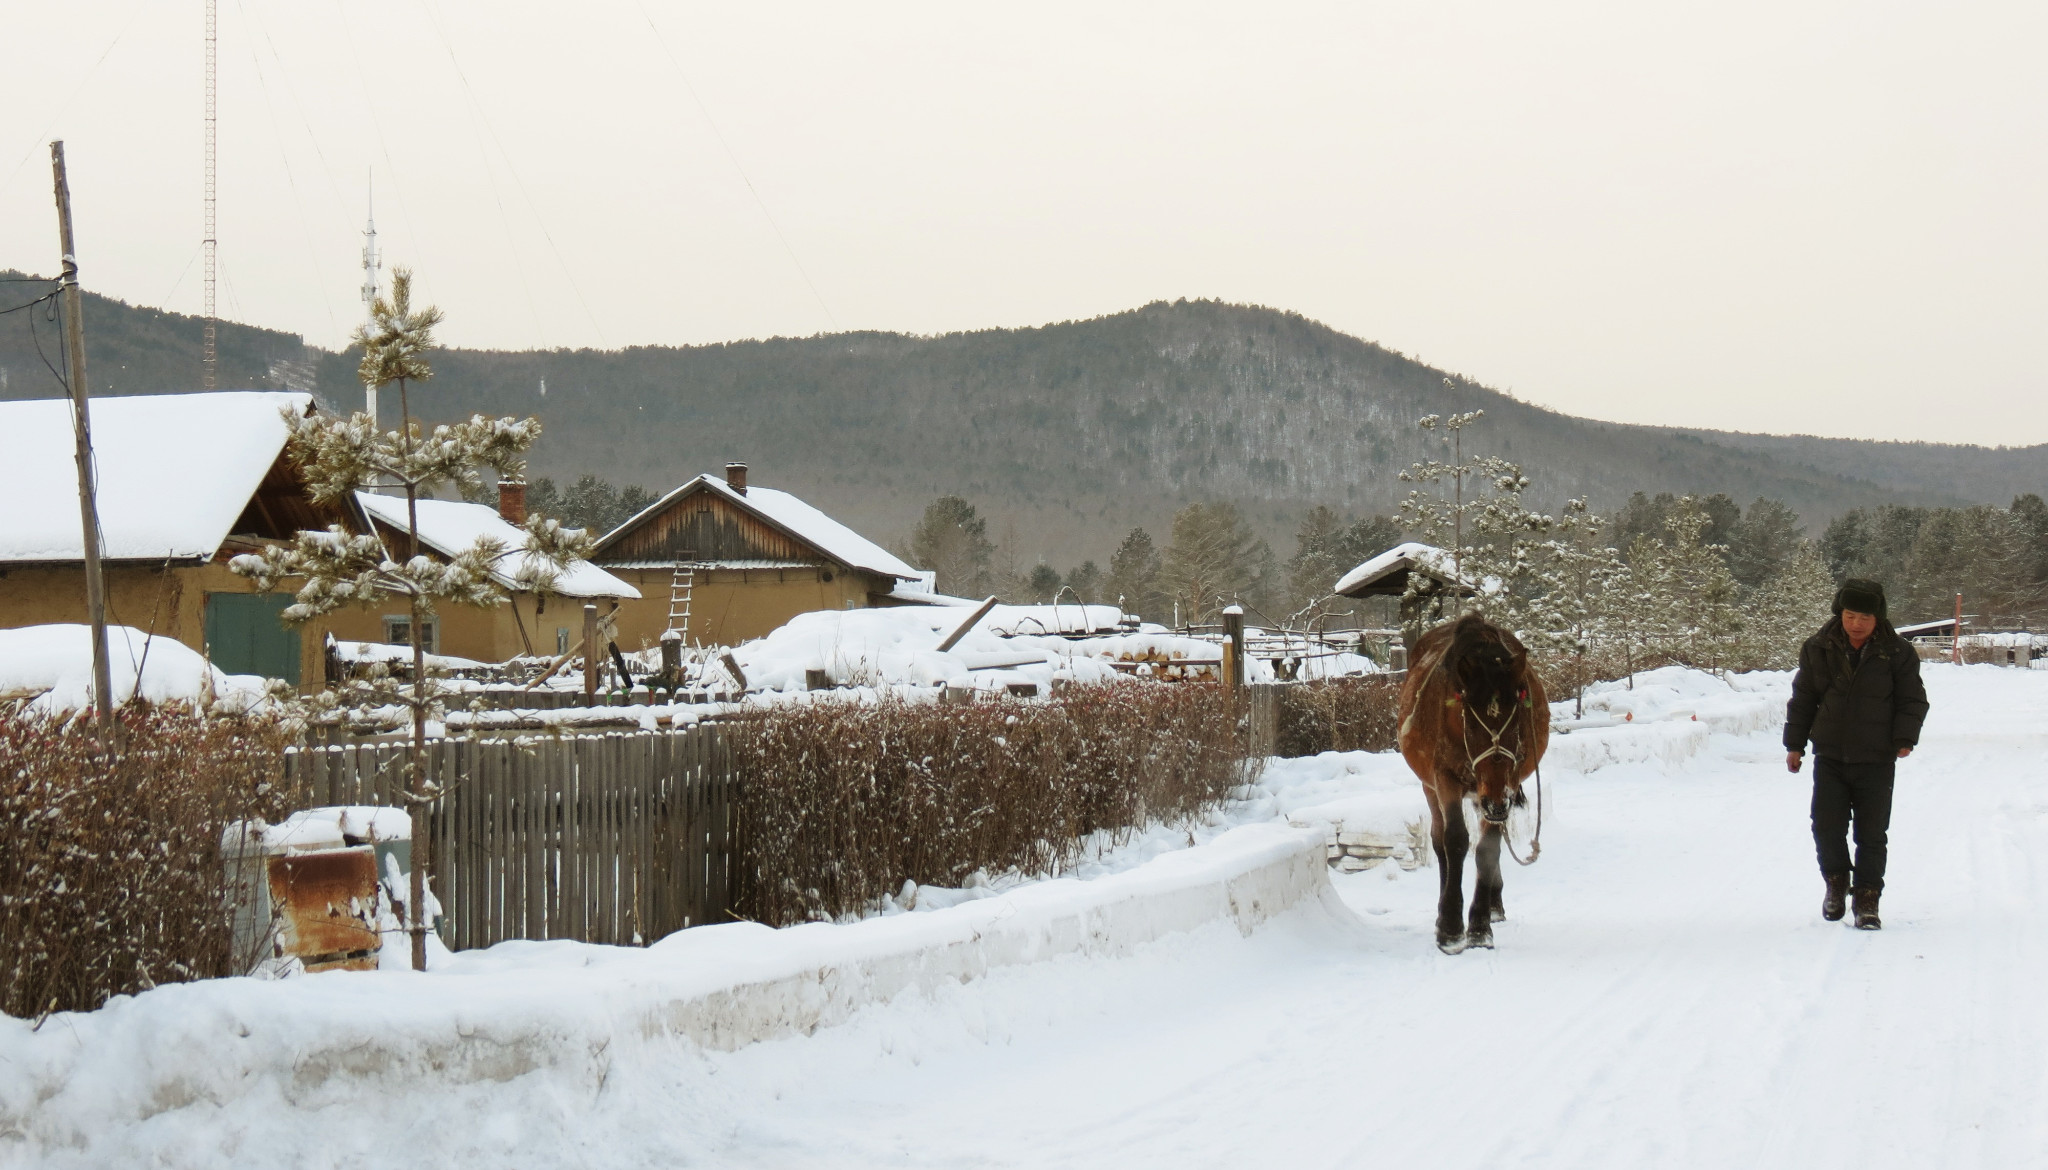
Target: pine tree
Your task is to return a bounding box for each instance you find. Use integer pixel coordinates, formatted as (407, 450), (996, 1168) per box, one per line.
(908, 496), (995, 596)
(1520, 499), (1623, 713)
(230, 270), (591, 971)
(1063, 560), (1105, 604)
(1163, 502), (1274, 626)
(1395, 407), (1554, 634)
(1105, 528), (1164, 620)
(1741, 540), (1834, 669)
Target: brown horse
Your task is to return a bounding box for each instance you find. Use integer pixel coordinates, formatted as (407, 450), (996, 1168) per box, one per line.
(1397, 613), (1550, 953)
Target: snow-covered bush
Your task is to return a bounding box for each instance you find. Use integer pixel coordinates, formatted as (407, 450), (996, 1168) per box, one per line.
(1271, 676), (1402, 757)
(732, 682), (1247, 926)
(0, 703), (299, 1017)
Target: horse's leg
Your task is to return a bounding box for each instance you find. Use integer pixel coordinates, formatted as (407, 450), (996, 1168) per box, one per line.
(1430, 778), (1471, 954)
(1468, 820), (1503, 947)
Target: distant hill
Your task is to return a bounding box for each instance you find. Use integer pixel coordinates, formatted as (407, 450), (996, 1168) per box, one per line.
(5, 271), (2042, 564)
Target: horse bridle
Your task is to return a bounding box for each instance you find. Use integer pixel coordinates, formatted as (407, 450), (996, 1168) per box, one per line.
(1456, 690), (1543, 863)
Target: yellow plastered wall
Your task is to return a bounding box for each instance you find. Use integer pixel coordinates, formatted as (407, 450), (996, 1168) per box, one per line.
(0, 561), (328, 690)
(603, 566), (886, 651)
(320, 595), (546, 665)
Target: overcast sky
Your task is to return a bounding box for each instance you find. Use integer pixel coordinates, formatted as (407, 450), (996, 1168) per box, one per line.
(3, 1), (2042, 445)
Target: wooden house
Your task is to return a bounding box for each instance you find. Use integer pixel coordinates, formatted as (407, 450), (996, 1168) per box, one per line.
(0, 391), (366, 687)
(592, 463), (923, 649)
(326, 483), (639, 663)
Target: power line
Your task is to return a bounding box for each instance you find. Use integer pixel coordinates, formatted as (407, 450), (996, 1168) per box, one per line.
(0, 0), (153, 202)
(418, 0), (608, 346)
(630, 0), (838, 331)
(235, 0), (343, 341)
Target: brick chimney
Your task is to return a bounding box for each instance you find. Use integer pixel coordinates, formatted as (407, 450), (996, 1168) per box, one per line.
(725, 462), (748, 495)
(498, 478), (527, 524)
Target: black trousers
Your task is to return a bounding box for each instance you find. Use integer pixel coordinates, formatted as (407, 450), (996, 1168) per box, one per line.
(1811, 756), (1896, 890)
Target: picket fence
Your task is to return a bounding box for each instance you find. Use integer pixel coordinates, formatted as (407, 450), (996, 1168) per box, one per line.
(284, 726), (741, 951)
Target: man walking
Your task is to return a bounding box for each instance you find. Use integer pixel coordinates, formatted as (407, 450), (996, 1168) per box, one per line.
(1783, 579), (1929, 929)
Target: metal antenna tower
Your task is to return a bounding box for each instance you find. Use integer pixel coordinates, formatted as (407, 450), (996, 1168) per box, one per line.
(360, 175), (381, 422)
(201, 0), (218, 389)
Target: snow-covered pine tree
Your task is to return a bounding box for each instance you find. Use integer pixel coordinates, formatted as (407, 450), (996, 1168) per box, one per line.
(230, 269), (593, 971)
(1520, 498), (1624, 714)
(1395, 406), (1554, 635)
(1619, 496), (1743, 672)
(1740, 540), (1835, 669)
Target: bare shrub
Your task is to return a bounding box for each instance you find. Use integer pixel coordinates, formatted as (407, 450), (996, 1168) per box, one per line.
(1273, 677), (1402, 757)
(732, 682), (1245, 926)
(0, 704), (300, 1018)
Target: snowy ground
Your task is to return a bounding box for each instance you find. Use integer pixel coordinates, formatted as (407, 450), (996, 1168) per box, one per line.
(7, 663), (2044, 1168)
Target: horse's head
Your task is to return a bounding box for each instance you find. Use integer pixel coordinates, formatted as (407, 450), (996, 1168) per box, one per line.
(1447, 619), (1532, 825)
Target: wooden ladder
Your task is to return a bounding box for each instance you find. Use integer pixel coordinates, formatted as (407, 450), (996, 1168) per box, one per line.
(667, 561), (695, 642)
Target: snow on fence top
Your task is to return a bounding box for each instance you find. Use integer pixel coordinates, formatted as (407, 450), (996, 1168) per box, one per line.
(0, 391), (310, 564)
(600, 473), (921, 580)
(354, 492), (640, 599)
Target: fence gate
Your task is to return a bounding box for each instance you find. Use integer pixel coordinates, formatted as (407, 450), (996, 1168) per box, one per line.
(285, 725), (740, 950)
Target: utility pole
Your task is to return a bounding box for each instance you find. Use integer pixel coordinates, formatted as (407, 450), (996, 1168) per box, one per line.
(360, 174), (380, 423)
(201, 0), (218, 389)
(51, 141), (117, 736)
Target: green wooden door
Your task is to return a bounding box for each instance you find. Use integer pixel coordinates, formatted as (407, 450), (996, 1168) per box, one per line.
(203, 592), (300, 684)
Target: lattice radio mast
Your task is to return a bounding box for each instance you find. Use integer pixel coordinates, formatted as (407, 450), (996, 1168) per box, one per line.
(201, 0), (218, 389)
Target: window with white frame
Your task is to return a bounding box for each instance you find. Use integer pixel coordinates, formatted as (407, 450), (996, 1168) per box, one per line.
(382, 615), (439, 654)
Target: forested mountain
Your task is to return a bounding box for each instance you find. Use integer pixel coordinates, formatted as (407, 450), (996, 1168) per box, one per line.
(5, 270), (2042, 564)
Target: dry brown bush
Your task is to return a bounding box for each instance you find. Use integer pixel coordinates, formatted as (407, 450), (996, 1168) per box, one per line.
(1272, 677), (1402, 757)
(732, 682), (1247, 926)
(0, 704), (300, 1018)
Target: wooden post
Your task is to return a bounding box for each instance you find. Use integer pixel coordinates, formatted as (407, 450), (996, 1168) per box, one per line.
(936, 595), (1001, 653)
(583, 603), (599, 701)
(49, 142), (115, 736)
(1221, 605), (1246, 693)
(1952, 592), (1962, 666)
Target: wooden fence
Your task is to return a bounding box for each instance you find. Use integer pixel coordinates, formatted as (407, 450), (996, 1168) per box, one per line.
(284, 726), (741, 951)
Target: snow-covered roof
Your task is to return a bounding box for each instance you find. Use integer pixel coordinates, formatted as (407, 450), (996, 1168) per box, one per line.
(599, 474), (921, 581)
(355, 492), (640, 599)
(0, 391), (311, 564)
(1333, 542), (1473, 597)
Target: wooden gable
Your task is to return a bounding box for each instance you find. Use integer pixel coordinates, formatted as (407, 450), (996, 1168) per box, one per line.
(597, 483), (832, 568)
(216, 450), (362, 558)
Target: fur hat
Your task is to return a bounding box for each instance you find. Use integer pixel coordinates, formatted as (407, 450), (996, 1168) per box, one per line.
(1833, 578), (1887, 619)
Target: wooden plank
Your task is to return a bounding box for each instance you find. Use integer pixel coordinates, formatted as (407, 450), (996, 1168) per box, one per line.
(516, 745), (532, 946)
(566, 736), (585, 941)
(532, 741), (548, 942)
(598, 734), (616, 944)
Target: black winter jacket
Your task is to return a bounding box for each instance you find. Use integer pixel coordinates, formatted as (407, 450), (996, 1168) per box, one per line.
(1784, 618), (1930, 764)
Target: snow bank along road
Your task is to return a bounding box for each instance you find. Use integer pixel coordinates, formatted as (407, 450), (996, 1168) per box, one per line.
(6, 665), (2044, 1169)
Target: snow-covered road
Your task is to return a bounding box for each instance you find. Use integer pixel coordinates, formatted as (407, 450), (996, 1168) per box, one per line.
(12, 665), (2045, 1169)
(634, 664), (2048, 1170)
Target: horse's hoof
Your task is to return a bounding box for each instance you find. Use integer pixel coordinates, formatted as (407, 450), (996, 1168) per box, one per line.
(1490, 906), (1507, 923)
(1437, 933), (1468, 955)
(1466, 929), (1495, 949)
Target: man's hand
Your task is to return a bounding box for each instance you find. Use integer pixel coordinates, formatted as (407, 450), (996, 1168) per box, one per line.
(1786, 751), (1803, 773)
(1898, 746), (1913, 759)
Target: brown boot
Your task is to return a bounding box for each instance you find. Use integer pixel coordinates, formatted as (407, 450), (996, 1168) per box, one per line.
(1852, 887), (1882, 930)
(1822, 874), (1850, 921)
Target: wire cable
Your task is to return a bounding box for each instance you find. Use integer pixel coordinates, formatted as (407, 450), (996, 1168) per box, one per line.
(418, 0), (608, 346)
(629, 0), (839, 331)
(0, 0), (153, 202)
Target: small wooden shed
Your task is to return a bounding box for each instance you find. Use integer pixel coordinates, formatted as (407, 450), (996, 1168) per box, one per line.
(1333, 541), (1476, 653)
(591, 463), (922, 649)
